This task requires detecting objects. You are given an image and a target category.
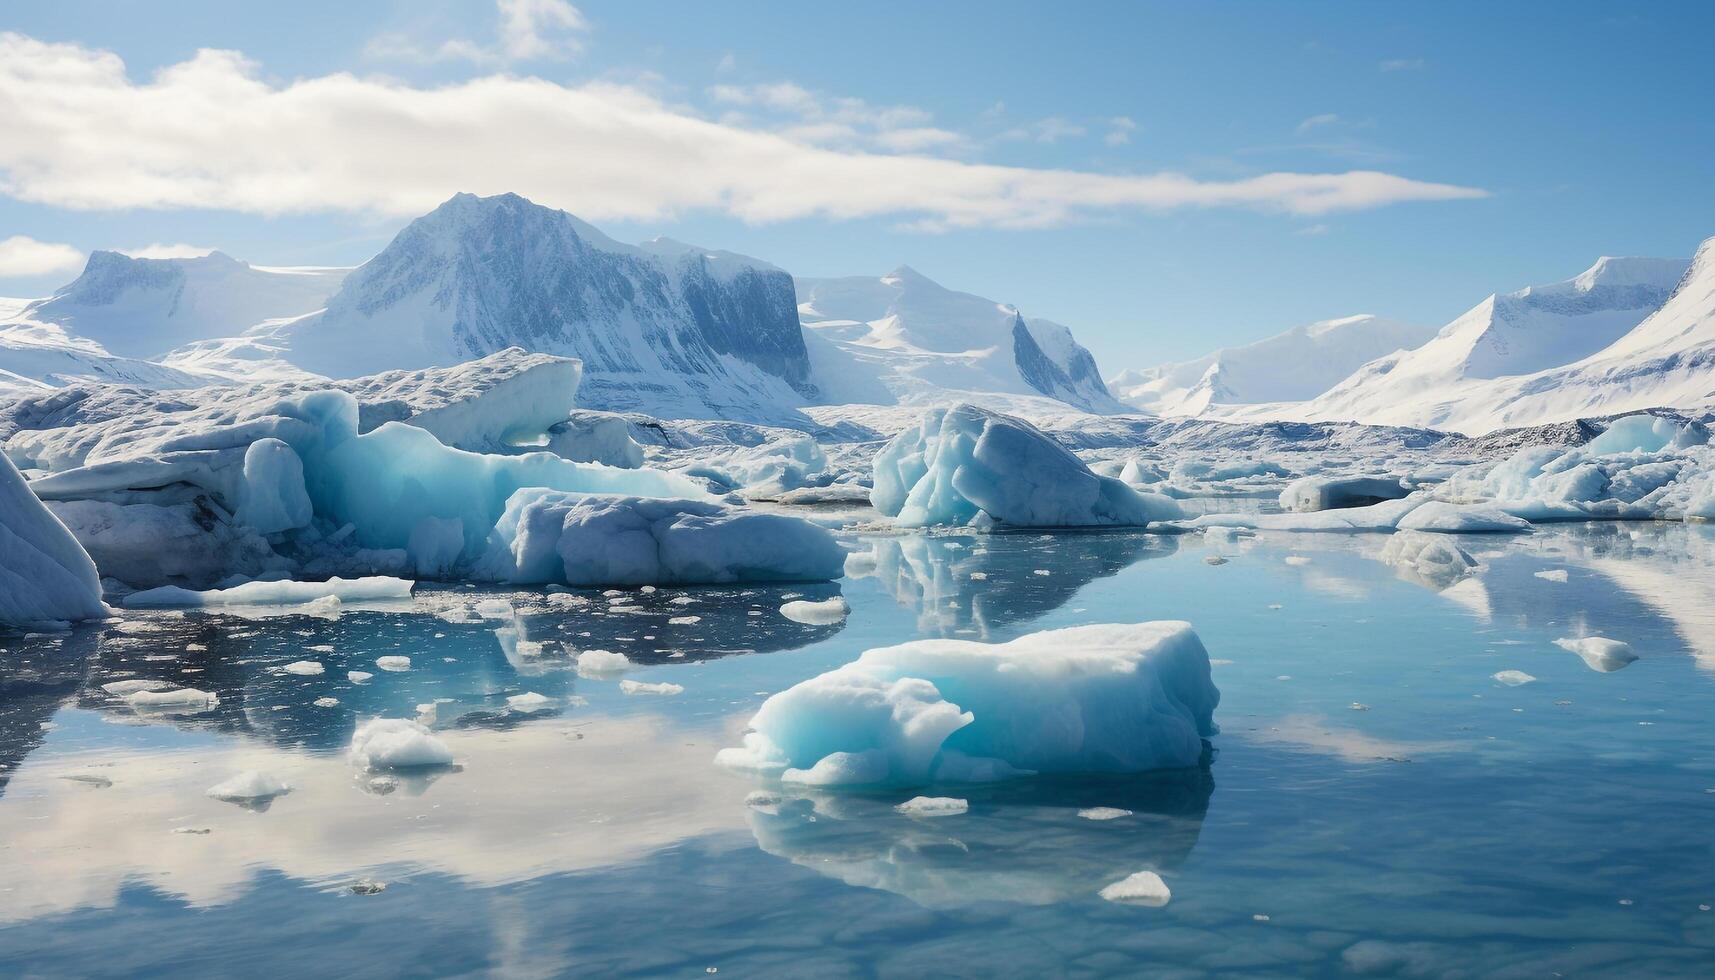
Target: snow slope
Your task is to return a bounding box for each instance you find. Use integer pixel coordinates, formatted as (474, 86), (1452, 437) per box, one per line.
(278, 193), (816, 422)
(1108, 314), (1434, 416)
(8, 251), (347, 359)
(0, 320), (205, 396)
(1249, 255), (1690, 433)
(797, 266), (1123, 414)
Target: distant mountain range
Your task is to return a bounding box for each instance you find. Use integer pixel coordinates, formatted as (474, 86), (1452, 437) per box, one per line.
(0, 192), (1125, 421)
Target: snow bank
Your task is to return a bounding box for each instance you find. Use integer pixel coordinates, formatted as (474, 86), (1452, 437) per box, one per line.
(479, 490), (845, 586)
(872, 404), (1183, 528)
(717, 622), (1219, 787)
(349, 718), (454, 769)
(0, 451), (107, 628)
(123, 575), (413, 608)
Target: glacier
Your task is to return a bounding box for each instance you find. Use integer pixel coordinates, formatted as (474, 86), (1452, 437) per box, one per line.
(716, 622), (1220, 787)
(871, 404), (1183, 527)
(0, 450), (108, 628)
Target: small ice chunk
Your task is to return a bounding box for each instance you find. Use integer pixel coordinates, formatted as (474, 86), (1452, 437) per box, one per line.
(474, 598), (516, 619)
(126, 688), (219, 711)
(375, 656), (411, 672)
(1554, 636), (1638, 672)
(283, 660), (324, 676)
(348, 670), (374, 683)
(102, 679), (173, 696)
(349, 718), (454, 770)
(619, 679), (683, 696)
(1078, 807), (1133, 821)
(1099, 871), (1171, 907)
(668, 615), (702, 625)
(1492, 670), (1537, 686)
(895, 796), (968, 817)
(1204, 556), (1228, 566)
(576, 649), (632, 676)
(314, 696), (340, 707)
(206, 770), (290, 803)
(507, 692), (553, 712)
(1534, 569), (1569, 583)
(1283, 556), (1311, 566)
(779, 597), (850, 625)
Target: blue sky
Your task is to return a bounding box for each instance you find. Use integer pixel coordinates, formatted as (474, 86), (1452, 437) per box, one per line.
(1, 1), (1710, 367)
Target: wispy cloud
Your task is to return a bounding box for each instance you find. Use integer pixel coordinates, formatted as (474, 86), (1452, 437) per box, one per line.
(0, 33), (1489, 230)
(1296, 112), (1341, 135)
(707, 81), (965, 154)
(1379, 58), (1425, 72)
(1103, 116), (1137, 146)
(1000, 116), (1087, 144)
(0, 235), (83, 277)
(366, 0), (587, 65)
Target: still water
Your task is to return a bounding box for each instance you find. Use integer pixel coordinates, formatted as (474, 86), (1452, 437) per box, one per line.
(2, 517), (1714, 977)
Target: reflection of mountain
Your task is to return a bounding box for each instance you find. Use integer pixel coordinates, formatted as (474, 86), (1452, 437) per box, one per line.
(61, 584), (845, 752)
(0, 630), (94, 795)
(748, 769), (1213, 909)
(850, 531), (1175, 638)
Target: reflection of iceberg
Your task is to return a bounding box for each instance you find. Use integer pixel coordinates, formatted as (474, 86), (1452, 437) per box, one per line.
(852, 531), (1175, 638)
(0, 630), (94, 795)
(0, 713), (743, 923)
(746, 770), (1213, 909)
(61, 584), (846, 752)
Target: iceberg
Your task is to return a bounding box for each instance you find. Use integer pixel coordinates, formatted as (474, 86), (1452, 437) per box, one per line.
(478, 490), (845, 586)
(349, 718), (454, 770)
(206, 770), (291, 803)
(1279, 475), (1409, 513)
(779, 596), (850, 625)
(0, 451), (108, 628)
(1554, 635), (1638, 672)
(717, 622), (1219, 787)
(123, 575), (414, 609)
(871, 404), (1182, 528)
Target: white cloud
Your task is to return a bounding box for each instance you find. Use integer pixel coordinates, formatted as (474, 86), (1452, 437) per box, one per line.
(1296, 113), (1341, 134)
(0, 235), (83, 277)
(366, 0), (586, 65)
(1379, 58), (1425, 72)
(0, 33), (1488, 229)
(1001, 117), (1087, 144)
(1103, 116), (1137, 146)
(121, 243), (217, 260)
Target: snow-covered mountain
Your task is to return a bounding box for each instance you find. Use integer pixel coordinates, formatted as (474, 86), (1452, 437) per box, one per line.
(277, 193), (816, 421)
(1253, 254), (1691, 433)
(1109, 314), (1434, 416)
(796, 266), (1123, 414)
(11, 250), (348, 359)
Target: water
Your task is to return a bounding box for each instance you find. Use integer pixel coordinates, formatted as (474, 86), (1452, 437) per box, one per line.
(3, 518), (1715, 976)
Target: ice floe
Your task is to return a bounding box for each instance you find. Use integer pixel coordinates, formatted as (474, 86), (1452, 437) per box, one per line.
(123, 575), (414, 609)
(1554, 635), (1638, 672)
(778, 596), (850, 625)
(894, 796), (968, 817)
(206, 770), (291, 804)
(1098, 870), (1172, 907)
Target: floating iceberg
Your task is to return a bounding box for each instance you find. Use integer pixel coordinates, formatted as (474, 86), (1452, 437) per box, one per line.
(349, 718), (454, 770)
(895, 796), (968, 817)
(123, 575), (414, 608)
(1554, 635), (1638, 672)
(1279, 475), (1409, 513)
(871, 404), (1183, 528)
(717, 622), (1219, 787)
(206, 770), (291, 803)
(1099, 871), (1172, 907)
(479, 491), (845, 586)
(779, 596), (850, 625)
(0, 451), (108, 629)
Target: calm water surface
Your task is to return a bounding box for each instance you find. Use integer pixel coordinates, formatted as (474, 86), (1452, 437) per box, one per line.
(3, 516), (1714, 977)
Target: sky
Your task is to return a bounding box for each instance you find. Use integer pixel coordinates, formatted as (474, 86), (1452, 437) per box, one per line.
(0, 0), (1711, 369)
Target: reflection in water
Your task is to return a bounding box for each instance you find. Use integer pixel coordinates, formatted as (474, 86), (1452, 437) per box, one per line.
(849, 530), (1177, 637)
(0, 712), (746, 924)
(0, 630), (95, 794)
(746, 769), (1213, 909)
(22, 584), (845, 754)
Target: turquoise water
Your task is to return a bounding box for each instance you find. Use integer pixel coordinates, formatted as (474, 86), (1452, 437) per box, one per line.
(2, 520), (1714, 976)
